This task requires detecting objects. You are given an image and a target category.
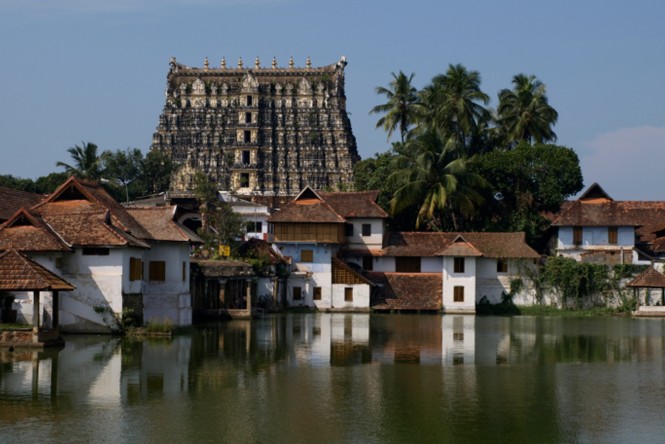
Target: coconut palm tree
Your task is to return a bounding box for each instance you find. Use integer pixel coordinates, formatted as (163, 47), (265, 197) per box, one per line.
(370, 71), (420, 143)
(56, 141), (103, 181)
(497, 74), (558, 146)
(389, 128), (486, 230)
(419, 64), (491, 155)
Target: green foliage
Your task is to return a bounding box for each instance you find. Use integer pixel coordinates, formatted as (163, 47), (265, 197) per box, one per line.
(100, 148), (143, 202)
(193, 173), (246, 257)
(56, 141), (103, 181)
(353, 148), (418, 230)
(542, 257), (610, 308)
(473, 143), (583, 249)
(144, 319), (174, 334)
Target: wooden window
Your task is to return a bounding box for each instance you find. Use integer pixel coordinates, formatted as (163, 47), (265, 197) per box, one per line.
(454, 257), (465, 273)
(293, 286), (302, 300)
(363, 256), (374, 271)
(345, 223), (354, 237)
(182, 261), (187, 282)
(149, 261), (166, 282)
(396, 256), (421, 273)
(362, 223), (371, 236)
(453, 286), (464, 302)
(129, 257), (142, 282)
(313, 287), (322, 301)
(608, 227), (618, 245)
(344, 287), (353, 302)
(300, 249), (313, 263)
(497, 259), (508, 273)
(573, 227), (583, 246)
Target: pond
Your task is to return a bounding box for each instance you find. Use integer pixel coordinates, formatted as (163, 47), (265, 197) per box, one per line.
(2, 313), (665, 443)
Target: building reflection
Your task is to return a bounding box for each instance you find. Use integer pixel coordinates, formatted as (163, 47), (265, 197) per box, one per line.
(4, 314), (665, 410)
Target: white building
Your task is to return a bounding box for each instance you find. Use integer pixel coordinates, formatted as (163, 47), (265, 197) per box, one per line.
(268, 187), (386, 310)
(551, 183), (665, 265)
(0, 177), (200, 332)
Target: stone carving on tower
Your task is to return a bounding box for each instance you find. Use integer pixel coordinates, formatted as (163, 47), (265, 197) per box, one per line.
(151, 56), (360, 197)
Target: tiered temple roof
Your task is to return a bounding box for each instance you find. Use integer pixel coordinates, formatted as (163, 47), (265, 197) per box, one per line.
(150, 56), (360, 198)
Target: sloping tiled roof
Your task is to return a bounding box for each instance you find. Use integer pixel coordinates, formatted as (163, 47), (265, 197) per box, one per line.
(268, 186), (387, 223)
(127, 206), (201, 242)
(0, 187), (44, 222)
(0, 249), (74, 291)
(0, 209), (70, 252)
(369, 272), (442, 311)
(374, 232), (539, 259)
(627, 266), (665, 288)
(318, 191), (388, 219)
(34, 176), (152, 240)
(437, 236), (483, 257)
(268, 196), (345, 223)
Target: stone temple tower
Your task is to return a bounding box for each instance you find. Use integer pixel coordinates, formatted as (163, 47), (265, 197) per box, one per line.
(150, 56), (360, 197)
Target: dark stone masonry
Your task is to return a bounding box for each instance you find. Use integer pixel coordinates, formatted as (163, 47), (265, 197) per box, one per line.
(151, 56), (360, 197)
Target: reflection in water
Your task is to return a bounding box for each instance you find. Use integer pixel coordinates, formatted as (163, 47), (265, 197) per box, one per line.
(2, 315), (665, 443)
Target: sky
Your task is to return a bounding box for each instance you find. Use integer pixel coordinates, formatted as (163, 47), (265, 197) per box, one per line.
(1, 0), (665, 199)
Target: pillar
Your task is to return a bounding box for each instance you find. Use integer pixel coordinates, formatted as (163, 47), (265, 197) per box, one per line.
(245, 278), (253, 315)
(52, 291), (59, 330)
(218, 279), (226, 309)
(32, 291), (40, 343)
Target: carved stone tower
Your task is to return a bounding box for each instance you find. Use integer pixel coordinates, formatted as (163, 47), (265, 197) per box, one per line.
(150, 56), (360, 196)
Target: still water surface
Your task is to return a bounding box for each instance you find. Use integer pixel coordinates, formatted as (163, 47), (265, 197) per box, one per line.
(2, 314), (665, 443)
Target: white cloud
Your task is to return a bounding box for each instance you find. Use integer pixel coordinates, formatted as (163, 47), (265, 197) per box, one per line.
(580, 125), (665, 200)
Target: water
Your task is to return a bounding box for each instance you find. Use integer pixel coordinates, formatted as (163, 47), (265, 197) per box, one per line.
(2, 314), (665, 443)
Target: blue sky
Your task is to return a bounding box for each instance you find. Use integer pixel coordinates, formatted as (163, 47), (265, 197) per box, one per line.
(1, 0), (664, 199)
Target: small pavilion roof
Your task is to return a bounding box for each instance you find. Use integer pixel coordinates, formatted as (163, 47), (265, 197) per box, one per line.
(627, 266), (665, 288)
(0, 249), (74, 291)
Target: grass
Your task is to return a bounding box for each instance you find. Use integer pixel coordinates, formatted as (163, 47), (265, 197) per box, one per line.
(516, 305), (624, 317)
(0, 323), (31, 330)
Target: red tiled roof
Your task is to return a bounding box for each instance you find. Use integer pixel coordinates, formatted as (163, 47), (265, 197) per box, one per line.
(318, 191), (388, 219)
(369, 272), (442, 311)
(627, 266), (665, 288)
(0, 187), (44, 222)
(0, 209), (70, 252)
(375, 232), (539, 259)
(0, 249), (74, 291)
(269, 186), (387, 223)
(127, 206), (201, 242)
(268, 197), (345, 223)
(34, 176), (152, 240)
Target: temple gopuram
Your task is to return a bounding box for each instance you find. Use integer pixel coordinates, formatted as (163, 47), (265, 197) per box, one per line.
(150, 56), (360, 198)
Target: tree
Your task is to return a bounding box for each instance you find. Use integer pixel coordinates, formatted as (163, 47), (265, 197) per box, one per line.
(370, 71), (420, 143)
(474, 142), (583, 249)
(497, 74), (558, 146)
(101, 148), (143, 202)
(193, 173), (245, 257)
(389, 129), (486, 231)
(56, 141), (103, 181)
(353, 147), (418, 231)
(419, 64), (491, 155)
(139, 150), (175, 196)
